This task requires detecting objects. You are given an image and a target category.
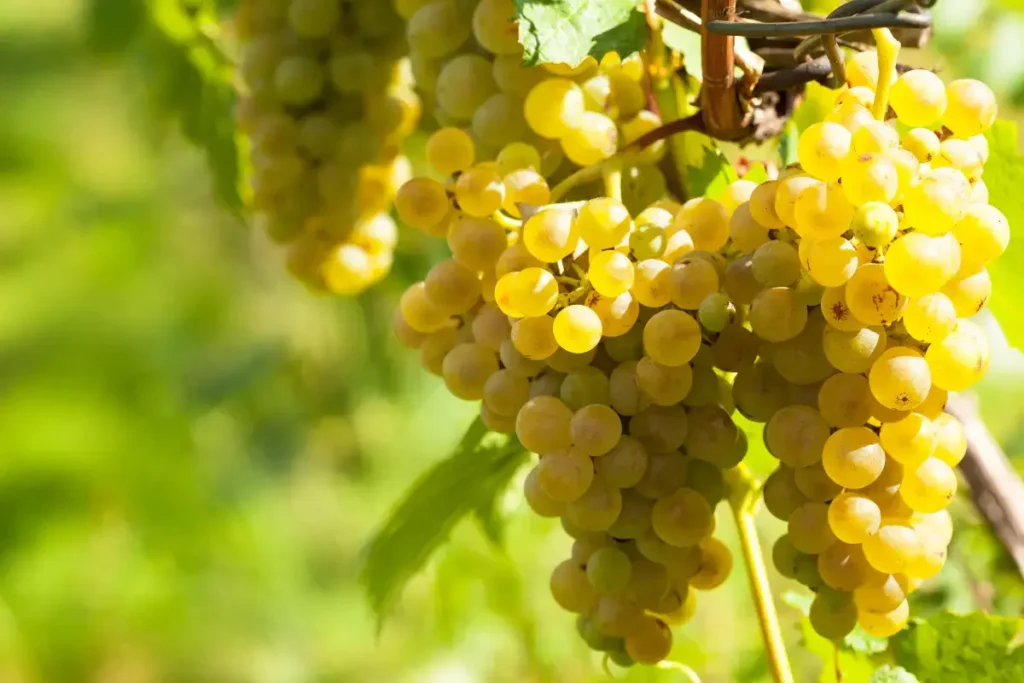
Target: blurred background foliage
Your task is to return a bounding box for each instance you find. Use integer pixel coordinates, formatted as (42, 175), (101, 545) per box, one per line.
(0, 1), (1022, 682)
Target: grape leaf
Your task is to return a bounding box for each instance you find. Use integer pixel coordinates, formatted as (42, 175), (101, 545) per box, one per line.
(781, 592), (878, 682)
(870, 665), (920, 683)
(686, 140), (739, 201)
(516, 0), (648, 67)
(359, 418), (528, 621)
(978, 120), (1024, 349)
(84, 0), (242, 212)
(891, 612), (1024, 682)
(791, 81), (841, 133)
(742, 163), (770, 186)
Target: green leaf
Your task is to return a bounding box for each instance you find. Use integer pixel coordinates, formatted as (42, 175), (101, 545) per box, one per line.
(979, 120), (1024, 349)
(84, 0), (242, 212)
(792, 81), (841, 133)
(516, 0), (648, 67)
(781, 591), (878, 683)
(359, 418), (528, 620)
(742, 163), (770, 185)
(662, 23), (703, 79)
(892, 612), (1024, 682)
(871, 666), (920, 683)
(685, 139), (739, 200)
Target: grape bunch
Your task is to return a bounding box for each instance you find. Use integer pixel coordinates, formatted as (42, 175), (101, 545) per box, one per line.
(745, 56), (1004, 641)
(398, 0), (667, 212)
(234, 0), (420, 294)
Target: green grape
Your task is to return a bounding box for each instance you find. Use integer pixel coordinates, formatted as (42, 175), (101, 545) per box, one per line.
(823, 324), (887, 374)
(809, 590), (858, 641)
(500, 339), (546, 379)
(608, 360), (649, 416)
(441, 342), (499, 400)
(629, 405), (689, 453)
(524, 78), (585, 139)
(596, 435), (648, 488)
(732, 361), (788, 423)
(635, 357), (693, 406)
(491, 53), (546, 96)
(570, 404), (622, 457)
(788, 502), (837, 554)
(769, 310), (835, 385)
(471, 303), (512, 351)
(587, 546), (633, 594)
(763, 466), (809, 521)
(496, 141), (542, 175)
(772, 534), (801, 579)
(624, 616), (673, 665)
(472, 92), (529, 149)
(400, 281), (451, 333)
(560, 367), (611, 410)
(516, 395), (573, 453)
(607, 491), (654, 540)
(407, 1), (472, 59)
(436, 54), (497, 121)
(643, 309), (701, 367)
(794, 462), (842, 502)
(651, 488), (715, 547)
(818, 541), (868, 593)
(853, 572), (909, 613)
(752, 240), (801, 288)
(524, 466), (563, 516)
(513, 316), (558, 360)
(709, 323), (759, 373)
(793, 551), (826, 591)
(668, 256), (720, 310)
(424, 259), (480, 315)
(274, 55), (325, 105)
(425, 127), (475, 176)
(576, 615), (620, 652)
(550, 559), (598, 613)
(448, 216), (506, 271)
(565, 479), (623, 532)
(765, 405), (830, 468)
(683, 459), (726, 505)
(537, 449), (594, 501)
(472, 0), (520, 54)
(749, 287), (808, 343)
(689, 537), (733, 590)
(623, 556), (670, 609)
(697, 292), (736, 333)
(818, 372), (872, 428)
(420, 327), (459, 376)
(728, 203), (770, 251)
(482, 369), (530, 417)
(629, 224), (667, 260)
(684, 405), (742, 468)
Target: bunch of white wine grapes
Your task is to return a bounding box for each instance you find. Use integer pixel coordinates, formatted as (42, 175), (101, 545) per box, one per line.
(234, 0), (420, 294)
(741, 53), (1004, 641)
(393, 44), (755, 665)
(396, 0), (668, 215)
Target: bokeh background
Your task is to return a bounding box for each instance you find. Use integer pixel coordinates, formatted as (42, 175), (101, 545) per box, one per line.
(1, 1), (1023, 682)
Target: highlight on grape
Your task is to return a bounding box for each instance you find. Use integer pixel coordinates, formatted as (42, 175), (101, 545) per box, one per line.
(392, 28), (1007, 661)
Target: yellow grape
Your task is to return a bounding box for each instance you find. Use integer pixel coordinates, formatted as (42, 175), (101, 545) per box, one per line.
(798, 122), (852, 183)
(589, 292), (639, 337)
(502, 168), (550, 218)
(774, 174), (819, 228)
(749, 180), (786, 229)
(512, 315), (558, 359)
(643, 309), (702, 367)
(822, 427), (886, 489)
(841, 153), (898, 206)
(932, 413), (967, 466)
(448, 216), (507, 271)
(426, 126), (475, 176)
(729, 203), (771, 252)
(858, 600), (910, 638)
(880, 413), (936, 468)
(807, 237), (859, 287)
(902, 293), (957, 344)
(846, 263), (905, 326)
(925, 319), (990, 391)
(829, 492), (882, 544)
(818, 372), (873, 428)
(537, 449), (594, 501)
(869, 346), (932, 412)
(851, 201), (899, 248)
(524, 78), (585, 139)
(651, 487), (715, 547)
(890, 69), (947, 127)
(672, 197), (729, 252)
(396, 177), (450, 231)
(794, 181), (854, 239)
(561, 111), (619, 166)
(589, 250), (635, 297)
(821, 285), (867, 332)
(943, 78), (997, 137)
(902, 168), (970, 236)
(577, 197), (633, 250)
(765, 405), (831, 468)
(902, 127), (940, 163)
(667, 255), (720, 310)
(554, 305), (603, 354)
(942, 266), (991, 317)
(788, 502), (837, 554)
(932, 138), (985, 183)
(749, 287), (808, 343)
(901, 456), (957, 513)
(523, 207), (578, 262)
(823, 324), (887, 374)
(952, 204), (1010, 271)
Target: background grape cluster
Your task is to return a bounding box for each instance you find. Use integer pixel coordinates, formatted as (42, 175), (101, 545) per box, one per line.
(234, 0), (420, 294)
(391, 32), (1009, 660)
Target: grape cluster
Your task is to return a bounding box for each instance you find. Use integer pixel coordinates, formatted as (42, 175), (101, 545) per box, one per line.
(398, 0), (667, 212)
(748, 60), (1004, 641)
(234, 0), (420, 294)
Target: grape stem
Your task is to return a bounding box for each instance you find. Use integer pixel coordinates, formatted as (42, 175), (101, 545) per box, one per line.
(603, 160), (623, 203)
(655, 660), (703, 681)
(492, 211), (523, 231)
(727, 464), (794, 683)
(870, 27), (901, 119)
(549, 164), (607, 203)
